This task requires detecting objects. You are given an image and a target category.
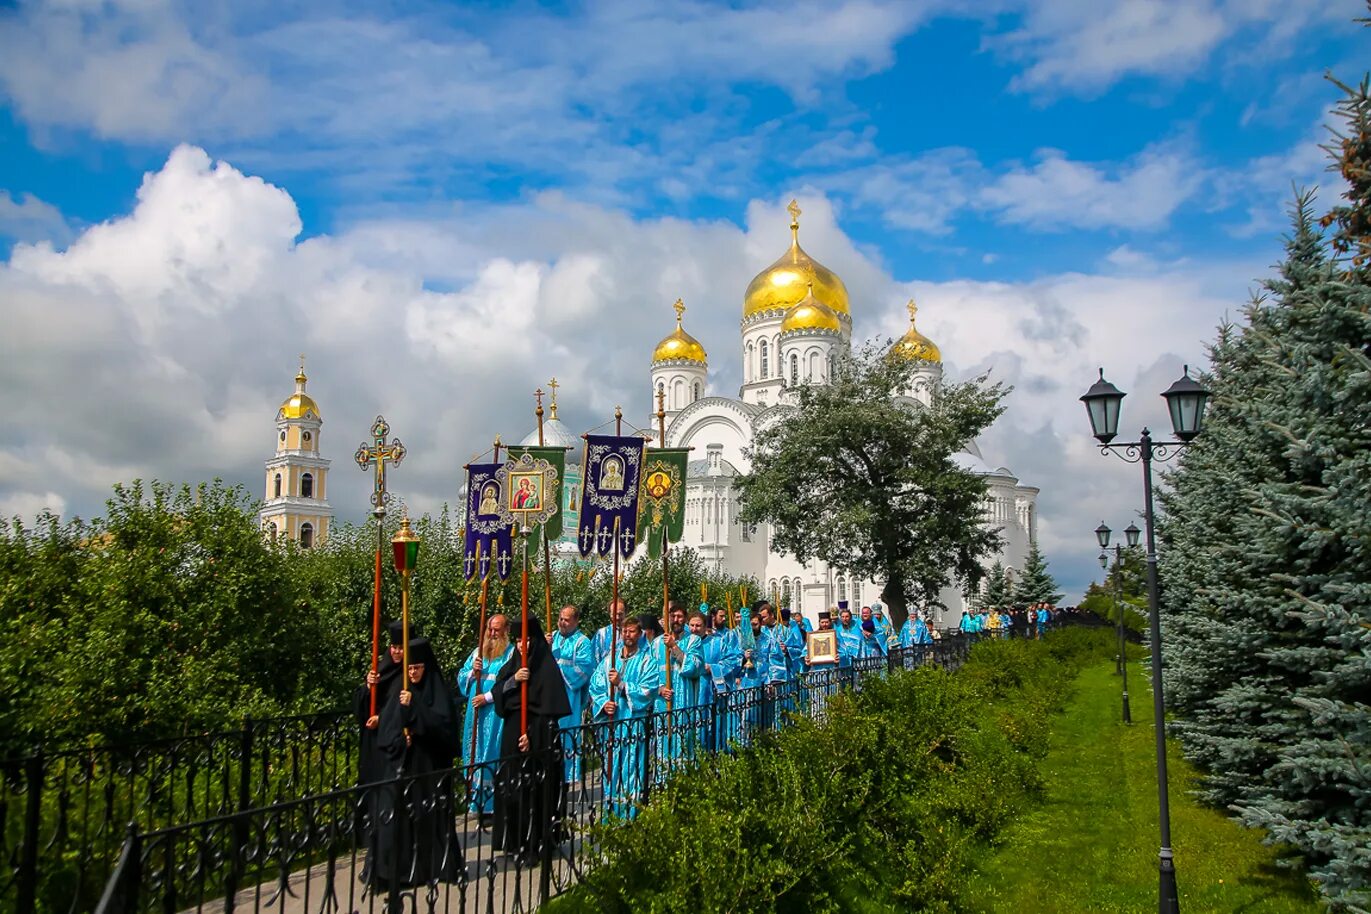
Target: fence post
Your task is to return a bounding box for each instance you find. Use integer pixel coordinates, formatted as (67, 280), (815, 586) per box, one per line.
(539, 743), (556, 902)
(93, 823), (142, 914)
(17, 753), (43, 914)
(642, 714), (655, 800)
(222, 718), (254, 914)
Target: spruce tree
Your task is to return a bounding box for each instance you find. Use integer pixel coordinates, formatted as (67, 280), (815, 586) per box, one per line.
(971, 560), (1011, 610)
(1159, 72), (1371, 908)
(1012, 541), (1062, 605)
(1232, 73), (1371, 909)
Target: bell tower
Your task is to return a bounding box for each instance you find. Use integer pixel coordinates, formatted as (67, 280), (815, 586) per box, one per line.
(260, 356), (333, 547)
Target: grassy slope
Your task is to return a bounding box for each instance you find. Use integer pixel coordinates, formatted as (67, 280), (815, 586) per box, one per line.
(960, 661), (1322, 914)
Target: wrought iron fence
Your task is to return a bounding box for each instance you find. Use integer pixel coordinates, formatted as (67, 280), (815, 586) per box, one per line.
(92, 633), (1004, 914)
(1, 710), (354, 914)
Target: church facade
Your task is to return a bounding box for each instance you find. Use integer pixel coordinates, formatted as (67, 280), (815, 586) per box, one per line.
(648, 202), (1039, 625)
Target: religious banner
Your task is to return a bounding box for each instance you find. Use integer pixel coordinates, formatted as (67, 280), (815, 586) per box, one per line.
(577, 434), (646, 559)
(637, 447), (689, 559)
(503, 445), (567, 557)
(463, 463), (514, 581)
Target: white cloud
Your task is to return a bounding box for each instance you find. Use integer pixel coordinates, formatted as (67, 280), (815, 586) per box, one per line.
(0, 490), (67, 523)
(979, 145), (1204, 230)
(820, 142), (1204, 233)
(0, 146), (1269, 600)
(0, 0), (933, 201)
(0, 191), (73, 247)
(988, 0), (1345, 97)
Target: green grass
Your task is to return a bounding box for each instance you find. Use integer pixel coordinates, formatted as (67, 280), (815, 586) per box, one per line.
(960, 661), (1322, 914)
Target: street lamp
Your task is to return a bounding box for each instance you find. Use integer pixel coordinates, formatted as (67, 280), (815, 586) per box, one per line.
(1095, 525), (1133, 723)
(1080, 366), (1209, 914)
(391, 514), (421, 691)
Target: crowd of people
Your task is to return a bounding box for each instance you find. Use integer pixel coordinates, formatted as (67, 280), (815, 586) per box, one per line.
(352, 596), (1067, 890)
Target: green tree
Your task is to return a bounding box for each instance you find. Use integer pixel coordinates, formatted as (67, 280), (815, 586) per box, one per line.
(735, 344), (1008, 628)
(1013, 542), (1063, 605)
(972, 561), (1013, 610)
(1159, 75), (1371, 906)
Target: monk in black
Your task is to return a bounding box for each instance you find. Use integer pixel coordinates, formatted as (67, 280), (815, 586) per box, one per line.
(491, 614), (571, 859)
(366, 637), (462, 890)
(354, 621), (409, 785)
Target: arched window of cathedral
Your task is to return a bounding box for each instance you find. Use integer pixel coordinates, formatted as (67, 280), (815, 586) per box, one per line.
(303, 431), (311, 445)
(838, 577), (847, 603)
(759, 339), (769, 378)
(693, 381), (701, 402)
(794, 580), (803, 610)
(279, 431), (286, 444)
(828, 353), (836, 381)
(745, 343), (754, 381)
(853, 580), (862, 605)
(569, 485), (579, 511)
(809, 350), (820, 381)
(789, 353), (798, 385)
(269, 522), (279, 542)
(301, 473), (314, 499)
(273, 473), (282, 498)
(300, 523), (314, 549)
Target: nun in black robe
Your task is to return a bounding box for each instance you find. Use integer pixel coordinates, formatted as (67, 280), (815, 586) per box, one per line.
(365, 637), (463, 890)
(491, 614), (571, 859)
(354, 621), (409, 786)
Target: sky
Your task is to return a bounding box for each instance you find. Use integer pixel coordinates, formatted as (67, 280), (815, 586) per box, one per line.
(0, 0), (1364, 601)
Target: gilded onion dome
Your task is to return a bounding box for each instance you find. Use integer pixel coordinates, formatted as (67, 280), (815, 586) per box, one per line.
(279, 359), (321, 419)
(781, 282), (841, 333)
(651, 299), (708, 364)
(743, 199), (850, 320)
(889, 299), (941, 363)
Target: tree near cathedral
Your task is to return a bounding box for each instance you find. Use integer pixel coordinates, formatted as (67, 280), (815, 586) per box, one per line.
(971, 561), (1013, 611)
(1011, 542), (1063, 605)
(735, 343), (1008, 629)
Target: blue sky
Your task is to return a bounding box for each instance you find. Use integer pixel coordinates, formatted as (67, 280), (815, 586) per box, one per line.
(0, 0), (1364, 599)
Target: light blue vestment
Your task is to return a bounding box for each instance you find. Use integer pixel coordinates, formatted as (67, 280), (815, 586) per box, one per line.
(551, 629), (594, 782)
(456, 643), (515, 813)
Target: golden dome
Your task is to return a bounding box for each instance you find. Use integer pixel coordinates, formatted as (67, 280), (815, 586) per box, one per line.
(652, 299), (708, 365)
(279, 358), (321, 419)
(743, 200), (850, 320)
(781, 282), (841, 333)
(889, 299), (941, 363)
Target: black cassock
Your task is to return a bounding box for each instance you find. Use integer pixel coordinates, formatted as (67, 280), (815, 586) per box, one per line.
(354, 621), (408, 786)
(365, 637), (463, 890)
(491, 614), (571, 859)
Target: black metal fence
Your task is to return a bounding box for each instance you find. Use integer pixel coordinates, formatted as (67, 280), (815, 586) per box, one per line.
(92, 636), (987, 914)
(2, 710), (355, 914)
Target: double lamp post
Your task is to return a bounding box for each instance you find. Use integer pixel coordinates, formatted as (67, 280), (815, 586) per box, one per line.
(1080, 365), (1210, 914)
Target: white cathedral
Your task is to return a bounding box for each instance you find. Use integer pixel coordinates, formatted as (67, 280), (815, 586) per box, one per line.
(643, 201), (1039, 626)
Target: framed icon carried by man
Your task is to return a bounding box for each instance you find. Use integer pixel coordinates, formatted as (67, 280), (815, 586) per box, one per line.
(806, 630), (838, 666)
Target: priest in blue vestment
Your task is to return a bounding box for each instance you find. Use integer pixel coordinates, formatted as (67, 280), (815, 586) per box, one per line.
(588, 616), (660, 819)
(456, 614), (516, 816)
(550, 604), (595, 784)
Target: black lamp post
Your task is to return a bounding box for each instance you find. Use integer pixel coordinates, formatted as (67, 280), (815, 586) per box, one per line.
(1096, 522), (1141, 723)
(1081, 366), (1209, 914)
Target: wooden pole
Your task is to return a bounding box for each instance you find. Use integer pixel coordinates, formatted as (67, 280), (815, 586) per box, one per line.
(656, 390), (673, 713)
(471, 542), (489, 767)
(536, 388), (554, 633)
(520, 530), (529, 745)
(370, 516), (383, 716)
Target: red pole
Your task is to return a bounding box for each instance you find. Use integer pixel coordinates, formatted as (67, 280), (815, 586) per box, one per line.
(520, 549), (530, 744)
(369, 536), (382, 717)
(471, 548), (489, 766)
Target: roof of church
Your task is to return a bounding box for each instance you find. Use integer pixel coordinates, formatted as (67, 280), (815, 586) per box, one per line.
(518, 416), (582, 463)
(688, 456), (741, 477)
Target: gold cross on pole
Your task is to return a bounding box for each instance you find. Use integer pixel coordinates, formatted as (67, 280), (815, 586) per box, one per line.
(354, 415), (406, 516)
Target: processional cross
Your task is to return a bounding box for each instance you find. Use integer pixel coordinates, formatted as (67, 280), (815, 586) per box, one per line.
(354, 416), (406, 515)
